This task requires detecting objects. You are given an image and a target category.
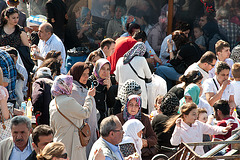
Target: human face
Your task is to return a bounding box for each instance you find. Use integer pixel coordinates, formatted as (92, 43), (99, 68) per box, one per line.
(104, 43), (115, 57)
(115, 8), (122, 19)
(183, 108), (198, 126)
(183, 29), (190, 38)
(195, 79), (202, 88)
(199, 16), (207, 27)
(34, 134), (53, 153)
(99, 63), (110, 79)
(198, 112), (208, 123)
(131, 28), (140, 36)
(206, 59), (216, 72)
(155, 98), (162, 110)
(6, 13), (19, 26)
(127, 99), (140, 116)
(194, 28), (203, 39)
(38, 25), (50, 41)
(216, 69), (229, 85)
(79, 69), (89, 85)
(112, 120), (124, 145)
(185, 95), (193, 103)
(92, 56), (101, 66)
(11, 123), (31, 151)
(137, 130), (143, 138)
(217, 47), (231, 61)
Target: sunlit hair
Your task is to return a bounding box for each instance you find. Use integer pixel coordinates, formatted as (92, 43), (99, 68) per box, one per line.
(0, 7), (19, 26)
(36, 142), (65, 160)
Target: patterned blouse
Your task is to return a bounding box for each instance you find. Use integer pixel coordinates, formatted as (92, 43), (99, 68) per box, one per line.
(119, 143), (136, 157)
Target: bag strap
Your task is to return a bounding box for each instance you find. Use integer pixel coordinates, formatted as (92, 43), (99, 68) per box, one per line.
(212, 78), (219, 90)
(55, 99), (82, 131)
(129, 62), (146, 81)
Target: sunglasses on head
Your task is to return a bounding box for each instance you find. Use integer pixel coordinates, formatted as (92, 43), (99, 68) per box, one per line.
(57, 153), (68, 159)
(6, 7), (19, 15)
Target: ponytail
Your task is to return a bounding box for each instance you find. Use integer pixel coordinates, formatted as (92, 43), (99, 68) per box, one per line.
(164, 114), (182, 133)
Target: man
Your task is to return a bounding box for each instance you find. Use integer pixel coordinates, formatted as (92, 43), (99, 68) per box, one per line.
(202, 62), (236, 111)
(99, 38), (116, 58)
(32, 22), (67, 74)
(184, 51), (217, 83)
(0, 49), (17, 100)
(88, 115), (124, 160)
(7, 0), (26, 28)
(213, 100), (240, 152)
(0, 116), (33, 160)
(26, 125), (54, 160)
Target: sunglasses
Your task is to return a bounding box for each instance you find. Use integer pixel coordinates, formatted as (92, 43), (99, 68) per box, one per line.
(6, 7), (19, 15)
(57, 153), (68, 159)
(207, 62), (215, 67)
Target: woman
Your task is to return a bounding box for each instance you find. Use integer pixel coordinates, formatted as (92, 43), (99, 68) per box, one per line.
(37, 142), (69, 160)
(115, 42), (152, 111)
(180, 83), (213, 116)
(165, 102), (231, 155)
(113, 79), (142, 115)
(49, 75), (95, 160)
(68, 62), (98, 157)
(155, 30), (202, 90)
(120, 119), (144, 160)
(87, 58), (112, 125)
(45, 50), (63, 66)
(0, 7), (29, 48)
(168, 70), (203, 100)
(116, 95), (157, 160)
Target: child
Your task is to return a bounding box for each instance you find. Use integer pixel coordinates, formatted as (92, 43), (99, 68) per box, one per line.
(149, 95), (163, 120)
(231, 63), (240, 116)
(209, 40), (234, 78)
(194, 26), (206, 52)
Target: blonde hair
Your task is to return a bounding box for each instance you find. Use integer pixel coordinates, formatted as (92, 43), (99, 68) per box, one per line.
(37, 142), (65, 160)
(232, 63), (240, 78)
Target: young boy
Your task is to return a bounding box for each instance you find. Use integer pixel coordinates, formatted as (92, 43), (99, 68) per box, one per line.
(208, 40), (234, 78)
(194, 26), (206, 52)
(231, 63), (240, 108)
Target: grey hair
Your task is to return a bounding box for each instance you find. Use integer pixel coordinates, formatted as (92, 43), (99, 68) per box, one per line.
(11, 116), (32, 130)
(100, 115), (119, 137)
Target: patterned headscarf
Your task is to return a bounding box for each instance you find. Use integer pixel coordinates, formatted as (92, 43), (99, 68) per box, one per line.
(123, 42), (146, 64)
(117, 79), (142, 106)
(51, 75), (73, 97)
(160, 92), (179, 116)
(180, 83), (200, 106)
(93, 58), (111, 85)
(123, 95), (142, 121)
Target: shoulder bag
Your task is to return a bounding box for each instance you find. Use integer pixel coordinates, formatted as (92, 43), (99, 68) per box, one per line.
(55, 99), (91, 147)
(129, 62), (152, 83)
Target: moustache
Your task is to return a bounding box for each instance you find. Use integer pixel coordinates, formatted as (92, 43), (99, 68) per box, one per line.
(16, 139), (24, 142)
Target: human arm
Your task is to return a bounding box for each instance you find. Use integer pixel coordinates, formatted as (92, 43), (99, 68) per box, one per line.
(0, 86), (9, 119)
(229, 95), (236, 114)
(170, 118), (182, 146)
(20, 31), (29, 47)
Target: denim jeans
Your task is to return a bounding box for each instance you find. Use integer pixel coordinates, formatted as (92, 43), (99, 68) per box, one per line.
(155, 64), (182, 90)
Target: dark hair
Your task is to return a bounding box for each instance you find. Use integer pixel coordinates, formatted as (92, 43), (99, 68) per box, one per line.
(193, 25), (203, 32)
(132, 30), (147, 42)
(160, 92), (179, 116)
(215, 40), (230, 53)
(172, 30), (189, 50)
(32, 125), (53, 145)
(40, 58), (61, 77)
(87, 50), (103, 62)
(200, 51), (217, 63)
(213, 100), (230, 115)
(215, 61), (230, 74)
(175, 22), (191, 32)
(45, 50), (61, 60)
(4, 47), (18, 57)
(126, 23), (140, 35)
(0, 7), (19, 26)
(179, 70), (203, 87)
(100, 38), (115, 50)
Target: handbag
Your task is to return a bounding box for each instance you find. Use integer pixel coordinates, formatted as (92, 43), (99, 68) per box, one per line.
(55, 99), (91, 146)
(129, 62), (152, 83)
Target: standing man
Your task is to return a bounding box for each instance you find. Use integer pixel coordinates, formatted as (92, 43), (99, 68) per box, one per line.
(99, 38), (116, 58)
(32, 22), (67, 74)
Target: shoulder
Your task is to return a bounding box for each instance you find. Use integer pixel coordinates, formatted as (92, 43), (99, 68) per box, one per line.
(0, 137), (13, 146)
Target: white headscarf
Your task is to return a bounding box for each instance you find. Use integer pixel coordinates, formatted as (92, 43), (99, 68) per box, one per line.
(120, 119), (144, 159)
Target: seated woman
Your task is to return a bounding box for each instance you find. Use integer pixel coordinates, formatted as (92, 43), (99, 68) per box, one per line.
(116, 95), (157, 160)
(37, 142), (69, 160)
(120, 119), (144, 160)
(166, 102), (231, 155)
(180, 83), (213, 116)
(168, 70), (203, 100)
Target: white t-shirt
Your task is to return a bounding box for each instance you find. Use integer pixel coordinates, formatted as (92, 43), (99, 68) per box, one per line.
(198, 98), (213, 115)
(231, 81), (240, 106)
(202, 76), (234, 101)
(209, 58), (234, 78)
(184, 62), (209, 83)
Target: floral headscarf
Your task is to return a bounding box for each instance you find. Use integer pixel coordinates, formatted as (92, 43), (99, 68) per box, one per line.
(123, 42), (146, 64)
(117, 79), (142, 106)
(123, 95), (142, 121)
(180, 83), (200, 106)
(93, 58), (111, 85)
(51, 75), (73, 97)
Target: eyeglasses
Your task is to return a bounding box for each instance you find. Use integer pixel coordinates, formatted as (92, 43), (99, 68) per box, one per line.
(207, 62), (215, 67)
(112, 128), (123, 132)
(57, 153), (68, 159)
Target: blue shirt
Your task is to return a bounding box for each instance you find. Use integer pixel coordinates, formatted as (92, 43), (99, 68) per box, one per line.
(102, 138), (124, 160)
(0, 49), (17, 100)
(9, 139), (32, 160)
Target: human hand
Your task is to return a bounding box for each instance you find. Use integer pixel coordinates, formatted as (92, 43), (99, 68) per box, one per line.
(142, 139), (148, 148)
(13, 108), (24, 116)
(167, 39), (173, 51)
(103, 77), (111, 89)
(88, 87), (96, 97)
(222, 123), (232, 133)
(176, 118), (182, 127)
(125, 152), (140, 160)
(93, 148), (105, 160)
(221, 79), (231, 91)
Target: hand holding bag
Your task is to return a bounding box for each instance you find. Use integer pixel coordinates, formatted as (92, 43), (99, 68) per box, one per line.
(55, 99), (91, 146)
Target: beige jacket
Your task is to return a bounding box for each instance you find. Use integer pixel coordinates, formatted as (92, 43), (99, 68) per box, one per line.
(49, 94), (94, 160)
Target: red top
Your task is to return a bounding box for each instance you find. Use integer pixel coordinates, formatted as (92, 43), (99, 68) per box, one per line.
(107, 36), (137, 74)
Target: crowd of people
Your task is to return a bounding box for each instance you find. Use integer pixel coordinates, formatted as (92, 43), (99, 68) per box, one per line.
(0, 0), (240, 160)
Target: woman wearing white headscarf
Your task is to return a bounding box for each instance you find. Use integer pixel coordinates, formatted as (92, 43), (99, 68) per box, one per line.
(120, 119), (145, 160)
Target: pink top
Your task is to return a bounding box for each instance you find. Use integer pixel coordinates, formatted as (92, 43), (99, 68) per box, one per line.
(170, 119), (226, 155)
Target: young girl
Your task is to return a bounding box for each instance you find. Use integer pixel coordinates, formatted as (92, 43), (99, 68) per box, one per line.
(149, 95), (163, 120)
(165, 102), (231, 155)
